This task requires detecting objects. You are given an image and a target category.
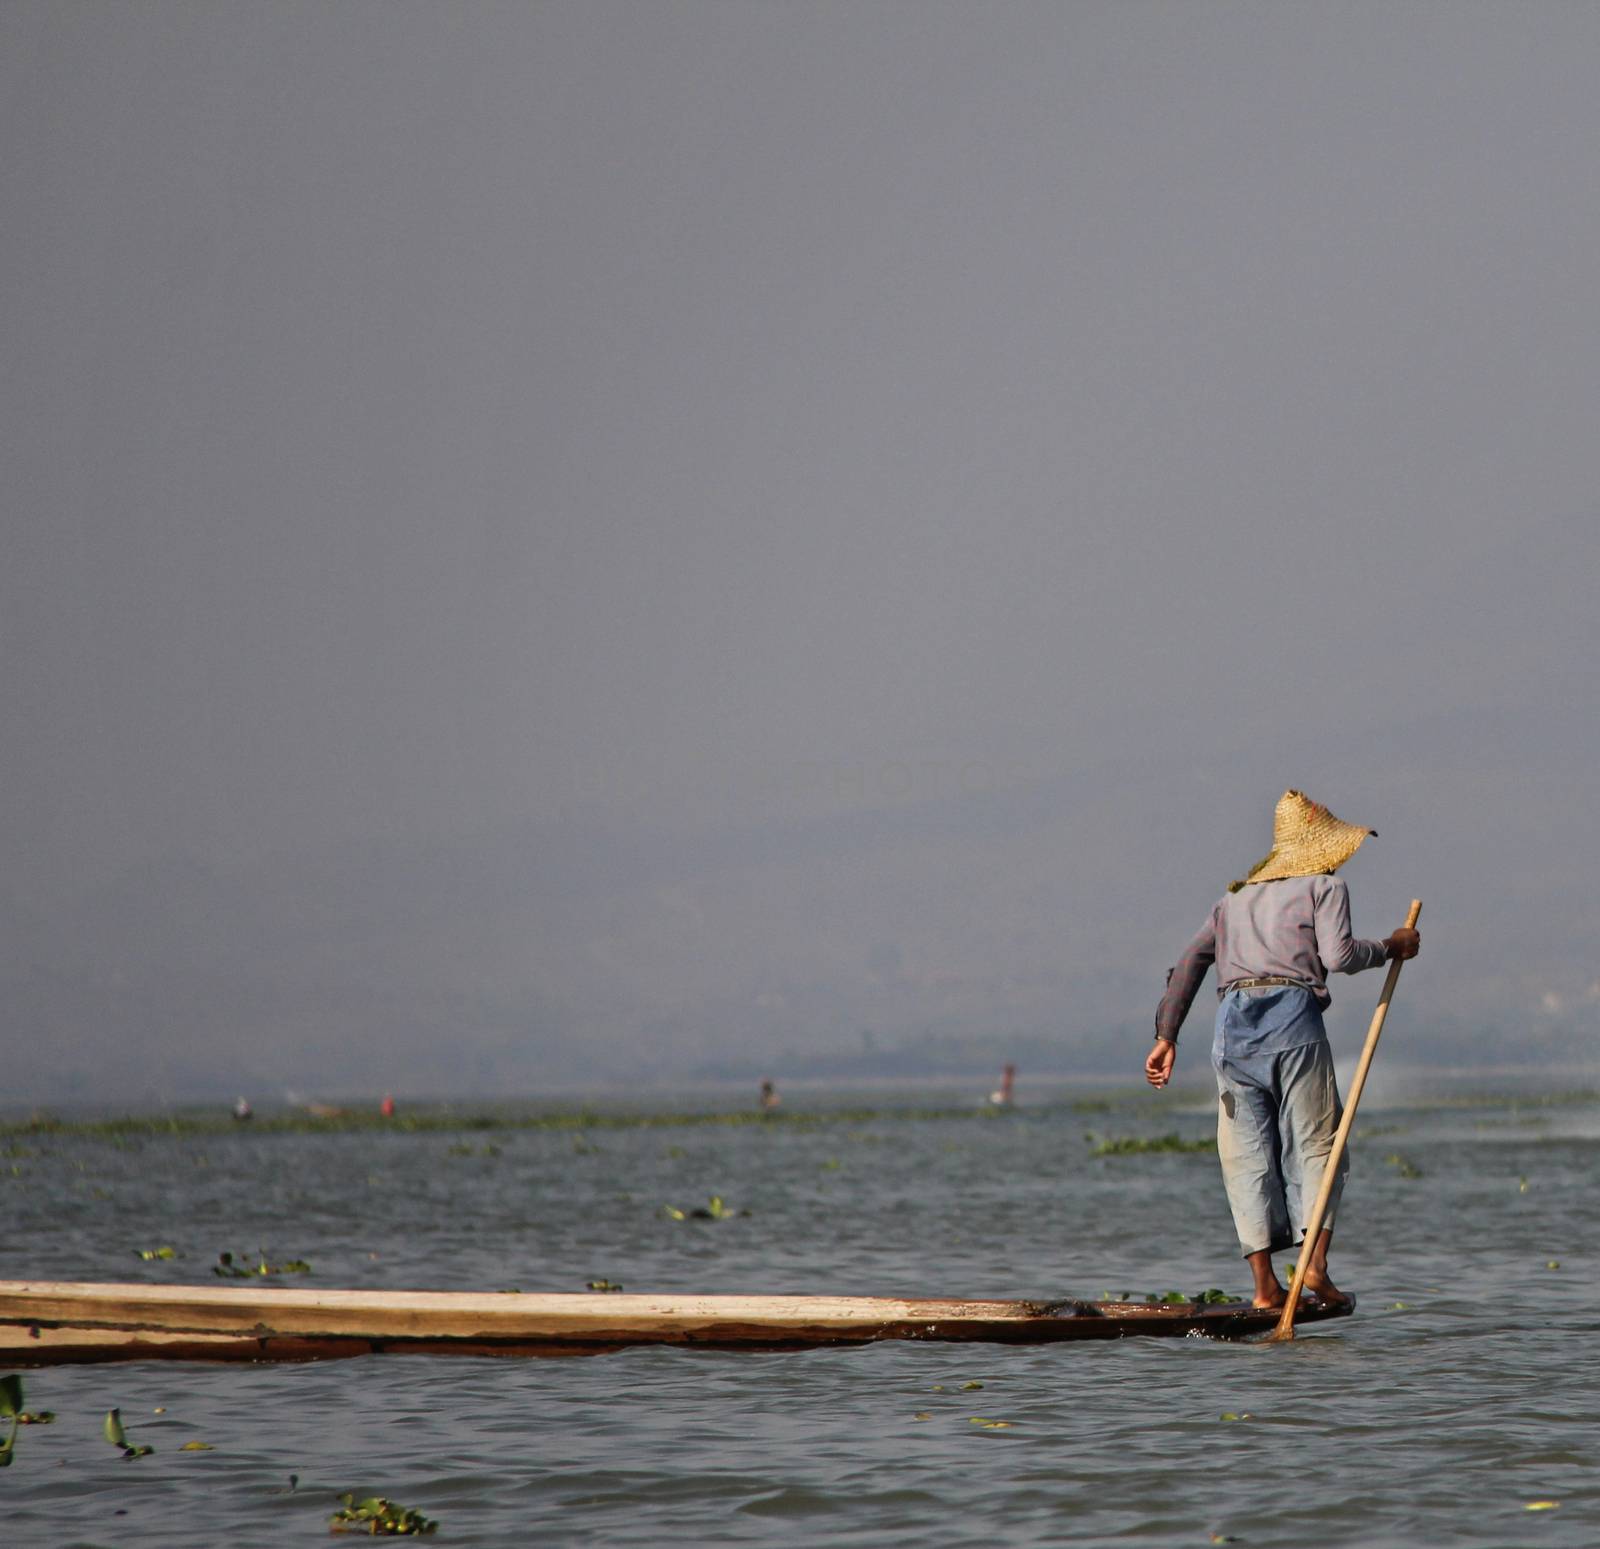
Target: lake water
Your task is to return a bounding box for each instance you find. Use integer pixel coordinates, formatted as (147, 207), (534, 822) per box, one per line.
(4, 1083), (1598, 1546)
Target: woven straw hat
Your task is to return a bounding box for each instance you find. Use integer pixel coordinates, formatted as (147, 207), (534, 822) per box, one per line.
(1229, 789), (1376, 891)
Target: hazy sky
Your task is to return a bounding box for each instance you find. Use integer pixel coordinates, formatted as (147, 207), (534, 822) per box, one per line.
(4, 2), (1597, 1103)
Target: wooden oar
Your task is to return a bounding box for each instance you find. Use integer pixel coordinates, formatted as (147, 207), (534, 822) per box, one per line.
(1268, 898), (1422, 1342)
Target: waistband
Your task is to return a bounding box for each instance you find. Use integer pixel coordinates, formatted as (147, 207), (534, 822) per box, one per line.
(1225, 976), (1310, 992)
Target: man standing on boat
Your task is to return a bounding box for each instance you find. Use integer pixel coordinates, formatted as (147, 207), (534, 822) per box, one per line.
(1144, 790), (1420, 1309)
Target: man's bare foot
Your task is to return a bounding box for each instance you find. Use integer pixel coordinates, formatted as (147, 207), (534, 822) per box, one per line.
(1245, 1249), (1287, 1309)
(1301, 1268), (1351, 1307)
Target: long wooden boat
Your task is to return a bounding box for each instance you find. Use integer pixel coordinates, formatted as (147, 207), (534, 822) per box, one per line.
(0, 1280), (1352, 1364)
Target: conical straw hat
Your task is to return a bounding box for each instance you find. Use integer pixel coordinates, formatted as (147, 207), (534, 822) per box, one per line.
(1230, 789), (1376, 891)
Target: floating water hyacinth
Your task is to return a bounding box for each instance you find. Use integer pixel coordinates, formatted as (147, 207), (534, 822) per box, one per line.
(0, 1374), (23, 1467)
(213, 1250), (311, 1278)
(1096, 1288), (1237, 1306)
(664, 1195), (748, 1221)
(103, 1408), (153, 1458)
(1090, 1133), (1215, 1156)
(135, 1245), (177, 1261)
(329, 1493), (438, 1535)
(0, 1377), (51, 1468)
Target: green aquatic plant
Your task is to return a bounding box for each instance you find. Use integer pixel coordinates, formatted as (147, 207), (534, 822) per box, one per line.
(1384, 1152), (1423, 1179)
(213, 1250), (312, 1278)
(1091, 1134), (1215, 1156)
(330, 1493), (438, 1535)
(135, 1245), (178, 1261)
(1098, 1288), (1239, 1306)
(103, 1407), (153, 1458)
(0, 1374), (23, 1467)
(586, 1279), (624, 1292)
(664, 1194), (747, 1221)
(0, 1378), (53, 1468)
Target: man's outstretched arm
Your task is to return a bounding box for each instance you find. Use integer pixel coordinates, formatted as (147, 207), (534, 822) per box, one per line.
(1145, 918), (1217, 1088)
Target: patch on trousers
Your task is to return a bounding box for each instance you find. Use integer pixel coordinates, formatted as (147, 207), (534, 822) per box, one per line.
(1220, 1091), (1235, 1118)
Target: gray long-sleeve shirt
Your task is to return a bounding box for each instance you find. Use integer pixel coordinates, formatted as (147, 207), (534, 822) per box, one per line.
(1154, 874), (1389, 1043)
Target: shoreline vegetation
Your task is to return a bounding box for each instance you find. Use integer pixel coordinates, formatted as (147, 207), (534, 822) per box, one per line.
(1, 1099), (1130, 1143)
(2, 1086), (1593, 1144)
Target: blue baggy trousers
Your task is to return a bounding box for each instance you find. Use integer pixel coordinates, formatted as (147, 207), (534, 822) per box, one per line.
(1212, 986), (1348, 1258)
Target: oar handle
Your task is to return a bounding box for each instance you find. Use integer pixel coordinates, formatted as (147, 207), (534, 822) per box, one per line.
(1271, 899), (1421, 1342)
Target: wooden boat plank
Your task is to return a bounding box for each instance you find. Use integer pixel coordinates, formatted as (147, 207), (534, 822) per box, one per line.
(0, 1280), (1353, 1365)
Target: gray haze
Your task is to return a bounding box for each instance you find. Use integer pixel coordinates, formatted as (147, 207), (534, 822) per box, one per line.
(4, 2), (1597, 1105)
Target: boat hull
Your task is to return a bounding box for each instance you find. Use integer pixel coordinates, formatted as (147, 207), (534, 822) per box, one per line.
(0, 1280), (1353, 1365)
